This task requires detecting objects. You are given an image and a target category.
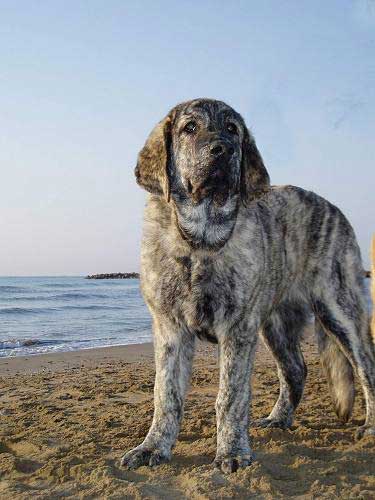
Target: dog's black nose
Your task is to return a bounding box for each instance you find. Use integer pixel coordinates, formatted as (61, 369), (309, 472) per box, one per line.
(209, 142), (234, 158)
(210, 143), (224, 157)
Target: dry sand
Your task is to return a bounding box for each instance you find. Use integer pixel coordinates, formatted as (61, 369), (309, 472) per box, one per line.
(0, 328), (374, 499)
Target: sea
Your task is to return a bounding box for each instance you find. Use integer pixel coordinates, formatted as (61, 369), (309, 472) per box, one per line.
(0, 276), (152, 357)
(0, 276), (372, 358)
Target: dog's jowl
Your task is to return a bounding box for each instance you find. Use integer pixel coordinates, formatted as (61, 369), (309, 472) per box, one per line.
(120, 99), (375, 474)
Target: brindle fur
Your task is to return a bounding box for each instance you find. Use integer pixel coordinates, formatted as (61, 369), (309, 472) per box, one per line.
(121, 99), (375, 474)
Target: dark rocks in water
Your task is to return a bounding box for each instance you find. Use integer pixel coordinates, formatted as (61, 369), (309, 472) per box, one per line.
(364, 270), (371, 279)
(86, 273), (139, 280)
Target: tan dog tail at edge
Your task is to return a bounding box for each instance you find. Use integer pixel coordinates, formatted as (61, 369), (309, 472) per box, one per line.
(371, 234), (375, 341)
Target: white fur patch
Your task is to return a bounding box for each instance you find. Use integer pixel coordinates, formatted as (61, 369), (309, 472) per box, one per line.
(176, 196), (238, 246)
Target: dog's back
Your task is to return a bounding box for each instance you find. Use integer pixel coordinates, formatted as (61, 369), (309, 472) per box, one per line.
(263, 185), (365, 292)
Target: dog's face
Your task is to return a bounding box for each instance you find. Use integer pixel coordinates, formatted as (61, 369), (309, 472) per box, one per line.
(170, 100), (243, 207)
(135, 99), (270, 249)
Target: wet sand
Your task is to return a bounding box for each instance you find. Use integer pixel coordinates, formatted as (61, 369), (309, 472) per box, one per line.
(0, 328), (374, 499)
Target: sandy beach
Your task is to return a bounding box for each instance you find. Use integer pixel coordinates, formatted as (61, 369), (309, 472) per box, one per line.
(0, 327), (374, 499)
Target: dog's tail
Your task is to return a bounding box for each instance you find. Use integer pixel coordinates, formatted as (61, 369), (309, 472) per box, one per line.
(315, 323), (355, 423)
(371, 234), (375, 341)
(315, 237), (374, 422)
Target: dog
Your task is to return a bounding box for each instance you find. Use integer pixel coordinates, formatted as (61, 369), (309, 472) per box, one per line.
(121, 98), (375, 474)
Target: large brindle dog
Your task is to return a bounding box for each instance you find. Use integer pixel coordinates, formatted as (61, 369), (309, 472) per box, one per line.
(121, 98), (375, 474)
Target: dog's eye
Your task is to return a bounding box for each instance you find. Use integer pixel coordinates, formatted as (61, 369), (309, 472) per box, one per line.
(227, 122), (238, 134)
(183, 121), (197, 134)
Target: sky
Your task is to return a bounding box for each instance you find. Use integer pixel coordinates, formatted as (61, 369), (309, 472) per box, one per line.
(0, 0), (374, 275)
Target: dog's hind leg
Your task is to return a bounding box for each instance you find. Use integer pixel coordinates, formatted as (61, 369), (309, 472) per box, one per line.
(313, 276), (375, 438)
(253, 302), (309, 429)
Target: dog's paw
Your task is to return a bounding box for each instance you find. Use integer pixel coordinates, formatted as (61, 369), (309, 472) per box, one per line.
(355, 425), (375, 440)
(213, 454), (253, 474)
(252, 417), (291, 430)
(120, 446), (170, 470)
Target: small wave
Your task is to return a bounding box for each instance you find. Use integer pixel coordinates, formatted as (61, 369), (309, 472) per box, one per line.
(0, 304), (124, 315)
(5, 295), (47, 302)
(61, 304), (124, 311)
(55, 292), (110, 300)
(0, 286), (29, 293)
(5, 292), (110, 302)
(0, 338), (61, 350)
(41, 283), (79, 288)
(0, 336), (121, 352)
(0, 306), (56, 315)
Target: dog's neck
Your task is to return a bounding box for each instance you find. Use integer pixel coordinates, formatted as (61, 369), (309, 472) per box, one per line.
(171, 195), (240, 251)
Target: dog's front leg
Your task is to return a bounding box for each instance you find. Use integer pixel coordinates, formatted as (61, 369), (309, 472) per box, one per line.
(214, 326), (258, 474)
(121, 320), (195, 469)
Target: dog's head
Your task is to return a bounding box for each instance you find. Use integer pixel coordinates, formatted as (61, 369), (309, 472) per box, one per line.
(135, 98), (270, 249)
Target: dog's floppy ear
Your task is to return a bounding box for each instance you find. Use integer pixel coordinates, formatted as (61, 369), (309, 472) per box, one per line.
(135, 115), (172, 202)
(240, 127), (270, 206)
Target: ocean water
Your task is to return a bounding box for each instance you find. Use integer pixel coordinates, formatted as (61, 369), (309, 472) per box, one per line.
(0, 277), (152, 357)
(0, 276), (372, 358)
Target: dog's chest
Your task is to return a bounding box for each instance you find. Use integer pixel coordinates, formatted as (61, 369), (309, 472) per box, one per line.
(175, 255), (238, 337)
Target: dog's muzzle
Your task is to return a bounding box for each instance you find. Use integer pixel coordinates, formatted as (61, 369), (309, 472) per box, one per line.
(186, 141), (235, 206)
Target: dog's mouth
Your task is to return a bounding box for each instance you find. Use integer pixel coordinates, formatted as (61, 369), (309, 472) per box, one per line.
(184, 164), (234, 207)
(186, 179), (230, 207)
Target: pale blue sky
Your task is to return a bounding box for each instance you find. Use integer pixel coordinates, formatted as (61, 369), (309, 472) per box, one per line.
(1, 0), (374, 275)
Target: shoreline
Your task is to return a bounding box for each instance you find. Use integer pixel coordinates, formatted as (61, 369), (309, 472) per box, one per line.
(0, 342), (154, 376)
(0, 340), (217, 376)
